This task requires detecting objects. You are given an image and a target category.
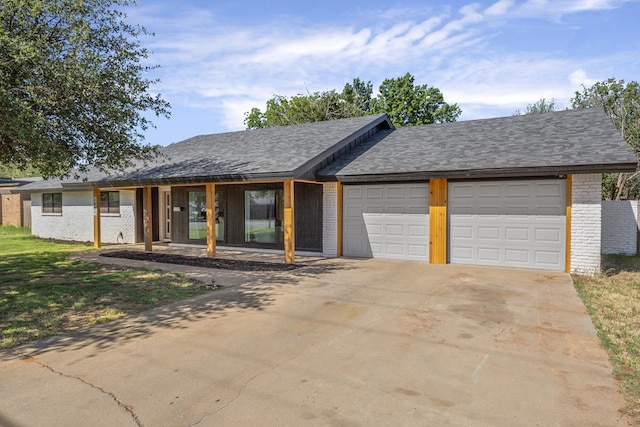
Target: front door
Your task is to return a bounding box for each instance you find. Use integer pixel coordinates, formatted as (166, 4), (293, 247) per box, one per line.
(216, 190), (225, 243)
(162, 191), (171, 241)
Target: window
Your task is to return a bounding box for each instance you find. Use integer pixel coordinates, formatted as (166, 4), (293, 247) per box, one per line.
(188, 191), (207, 240)
(244, 190), (283, 244)
(42, 193), (62, 213)
(100, 191), (120, 214)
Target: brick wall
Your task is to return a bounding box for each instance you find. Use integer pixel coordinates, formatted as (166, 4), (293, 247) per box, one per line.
(31, 190), (136, 244)
(1, 193), (23, 226)
(571, 174), (602, 274)
(322, 182), (338, 257)
(101, 190), (136, 244)
(601, 200), (638, 255)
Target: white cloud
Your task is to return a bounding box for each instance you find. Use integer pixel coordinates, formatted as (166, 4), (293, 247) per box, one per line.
(485, 0), (516, 15)
(132, 0), (638, 134)
(517, 0), (633, 17)
(569, 69), (600, 87)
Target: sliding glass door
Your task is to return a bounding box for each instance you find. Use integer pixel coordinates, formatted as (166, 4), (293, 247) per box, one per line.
(244, 190), (283, 245)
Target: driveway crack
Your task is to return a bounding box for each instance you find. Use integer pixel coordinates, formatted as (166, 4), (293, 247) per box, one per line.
(189, 348), (310, 426)
(12, 350), (143, 427)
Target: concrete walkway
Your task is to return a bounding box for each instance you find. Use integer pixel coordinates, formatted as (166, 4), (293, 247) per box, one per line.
(0, 259), (629, 426)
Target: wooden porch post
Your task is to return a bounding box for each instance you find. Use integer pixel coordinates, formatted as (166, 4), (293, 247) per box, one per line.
(93, 187), (101, 249)
(429, 178), (448, 264)
(283, 180), (295, 264)
(142, 186), (153, 252)
(206, 183), (216, 257)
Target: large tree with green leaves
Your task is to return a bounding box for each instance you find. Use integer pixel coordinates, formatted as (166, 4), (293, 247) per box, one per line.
(245, 73), (460, 129)
(513, 98), (557, 115)
(571, 78), (640, 200)
(0, 0), (170, 178)
(371, 73), (461, 126)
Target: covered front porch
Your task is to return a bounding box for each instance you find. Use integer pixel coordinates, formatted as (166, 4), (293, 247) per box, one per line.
(91, 180), (332, 264)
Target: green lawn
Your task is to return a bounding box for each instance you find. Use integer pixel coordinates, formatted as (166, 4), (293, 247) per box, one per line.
(574, 255), (640, 423)
(0, 226), (211, 349)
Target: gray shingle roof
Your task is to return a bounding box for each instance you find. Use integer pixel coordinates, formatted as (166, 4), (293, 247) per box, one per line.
(318, 107), (638, 181)
(95, 114), (391, 186)
(15, 114), (391, 191)
(14, 107), (637, 192)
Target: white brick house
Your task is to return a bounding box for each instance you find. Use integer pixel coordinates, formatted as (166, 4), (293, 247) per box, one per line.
(14, 108), (637, 274)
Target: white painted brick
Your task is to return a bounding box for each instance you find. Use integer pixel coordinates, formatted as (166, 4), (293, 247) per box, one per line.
(322, 182), (338, 257)
(101, 190), (136, 244)
(31, 190), (136, 244)
(571, 174), (602, 275)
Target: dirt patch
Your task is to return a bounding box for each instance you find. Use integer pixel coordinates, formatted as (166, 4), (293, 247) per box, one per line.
(100, 250), (303, 272)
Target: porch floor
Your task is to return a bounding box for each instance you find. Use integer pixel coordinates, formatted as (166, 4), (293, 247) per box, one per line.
(99, 242), (326, 264)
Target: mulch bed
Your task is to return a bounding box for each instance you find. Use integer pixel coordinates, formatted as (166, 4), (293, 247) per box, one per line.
(100, 250), (302, 272)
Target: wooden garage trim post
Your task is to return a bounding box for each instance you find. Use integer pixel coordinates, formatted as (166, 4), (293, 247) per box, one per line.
(142, 185), (153, 252)
(205, 183), (216, 257)
(565, 175), (572, 273)
(93, 187), (101, 249)
(284, 180), (295, 264)
(337, 182), (343, 257)
(429, 178), (448, 264)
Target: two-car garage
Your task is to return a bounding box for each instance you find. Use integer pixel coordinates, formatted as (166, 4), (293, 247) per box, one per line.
(342, 179), (567, 271)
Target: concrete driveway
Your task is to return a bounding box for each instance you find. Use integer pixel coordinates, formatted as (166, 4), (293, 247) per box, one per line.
(0, 259), (628, 426)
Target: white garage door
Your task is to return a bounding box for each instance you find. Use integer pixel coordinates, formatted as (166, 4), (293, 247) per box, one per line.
(449, 180), (566, 271)
(343, 184), (429, 261)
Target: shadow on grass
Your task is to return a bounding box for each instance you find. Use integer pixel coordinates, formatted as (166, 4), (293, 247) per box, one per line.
(4, 258), (354, 358)
(601, 254), (640, 276)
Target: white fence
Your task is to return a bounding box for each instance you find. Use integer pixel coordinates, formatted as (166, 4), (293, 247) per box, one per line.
(601, 200), (639, 255)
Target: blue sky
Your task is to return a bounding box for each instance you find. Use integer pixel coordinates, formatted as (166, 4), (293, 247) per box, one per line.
(126, 0), (640, 146)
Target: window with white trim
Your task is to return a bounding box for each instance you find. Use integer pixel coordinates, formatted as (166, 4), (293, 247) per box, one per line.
(42, 193), (62, 213)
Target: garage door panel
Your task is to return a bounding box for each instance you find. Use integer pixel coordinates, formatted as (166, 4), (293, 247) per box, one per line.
(345, 187), (363, 198)
(478, 226), (500, 240)
(449, 179), (566, 271)
(408, 244), (429, 257)
(343, 184), (429, 261)
(506, 184), (530, 197)
(535, 228), (562, 242)
(408, 224), (428, 237)
(365, 205), (384, 214)
(387, 187), (405, 198)
(505, 249), (529, 263)
(365, 187), (384, 198)
(409, 187), (429, 198)
(505, 227), (529, 241)
(537, 182), (563, 196)
(478, 184), (502, 197)
(478, 247), (500, 261)
(385, 223), (404, 236)
(345, 205), (363, 218)
(536, 251), (562, 265)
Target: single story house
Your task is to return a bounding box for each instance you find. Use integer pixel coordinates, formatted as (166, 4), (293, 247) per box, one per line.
(13, 108), (637, 274)
(0, 177), (39, 227)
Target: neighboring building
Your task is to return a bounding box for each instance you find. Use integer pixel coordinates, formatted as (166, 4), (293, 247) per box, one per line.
(13, 108), (638, 274)
(0, 178), (40, 228)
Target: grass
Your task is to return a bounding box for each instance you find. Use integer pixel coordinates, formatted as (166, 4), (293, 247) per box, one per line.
(573, 254), (640, 423)
(0, 226), (211, 349)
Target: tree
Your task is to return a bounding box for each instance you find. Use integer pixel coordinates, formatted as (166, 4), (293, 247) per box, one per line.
(244, 73), (460, 129)
(371, 73), (461, 126)
(244, 89), (363, 129)
(571, 78), (640, 200)
(0, 0), (170, 178)
(513, 98), (557, 115)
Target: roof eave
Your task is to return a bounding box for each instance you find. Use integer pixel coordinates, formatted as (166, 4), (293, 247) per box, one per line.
(321, 162), (638, 183)
(83, 171), (299, 188)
